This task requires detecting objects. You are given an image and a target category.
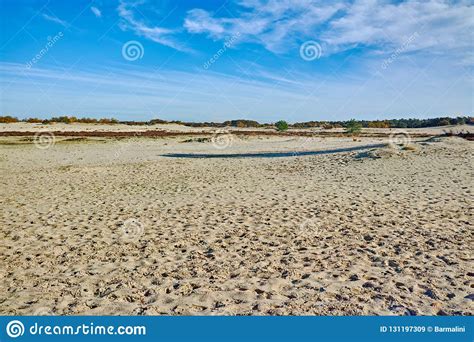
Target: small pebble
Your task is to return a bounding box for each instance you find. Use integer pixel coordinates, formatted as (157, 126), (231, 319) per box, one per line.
(363, 235), (373, 242)
(424, 289), (438, 299)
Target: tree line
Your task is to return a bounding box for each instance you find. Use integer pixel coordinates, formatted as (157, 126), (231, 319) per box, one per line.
(0, 115), (472, 129)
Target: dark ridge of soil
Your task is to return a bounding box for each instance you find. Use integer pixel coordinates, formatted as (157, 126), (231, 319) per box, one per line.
(0, 130), (435, 138)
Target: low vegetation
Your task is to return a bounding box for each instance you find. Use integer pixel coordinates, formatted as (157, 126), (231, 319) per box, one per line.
(293, 116), (472, 129)
(0, 116), (119, 124)
(0, 116), (19, 123)
(345, 119), (362, 135)
(275, 120), (289, 131)
(49, 116), (119, 124)
(0, 115), (472, 129)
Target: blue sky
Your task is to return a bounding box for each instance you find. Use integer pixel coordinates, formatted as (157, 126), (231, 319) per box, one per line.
(0, 0), (473, 122)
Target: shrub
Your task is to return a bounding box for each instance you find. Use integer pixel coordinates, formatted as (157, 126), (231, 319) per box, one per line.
(149, 119), (168, 125)
(0, 116), (19, 123)
(345, 119), (362, 135)
(51, 116), (78, 124)
(77, 117), (98, 123)
(25, 118), (43, 123)
(98, 118), (118, 124)
(368, 120), (390, 128)
(275, 120), (289, 131)
(222, 120), (260, 128)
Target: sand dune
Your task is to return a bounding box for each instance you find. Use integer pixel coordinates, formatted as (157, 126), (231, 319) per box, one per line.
(0, 130), (472, 315)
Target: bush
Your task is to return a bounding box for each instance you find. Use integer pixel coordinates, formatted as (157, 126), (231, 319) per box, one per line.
(50, 116), (78, 124)
(0, 116), (19, 123)
(98, 118), (118, 124)
(275, 120), (289, 131)
(46, 116), (119, 124)
(25, 118), (43, 123)
(222, 120), (261, 128)
(77, 117), (98, 123)
(368, 120), (390, 128)
(345, 119), (362, 135)
(149, 119), (168, 125)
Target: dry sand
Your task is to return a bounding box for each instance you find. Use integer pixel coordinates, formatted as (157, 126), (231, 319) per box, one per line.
(0, 126), (472, 315)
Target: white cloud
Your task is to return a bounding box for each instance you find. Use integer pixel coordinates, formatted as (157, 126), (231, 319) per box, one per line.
(185, 1), (344, 53)
(325, 0), (474, 55)
(117, 0), (188, 52)
(42, 13), (68, 27)
(91, 6), (102, 18)
(184, 0), (474, 62)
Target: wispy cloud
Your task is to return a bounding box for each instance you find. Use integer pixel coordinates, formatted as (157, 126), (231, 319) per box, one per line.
(184, 0), (474, 62)
(1, 60), (471, 121)
(91, 6), (102, 18)
(185, 1), (345, 53)
(42, 13), (68, 27)
(117, 0), (188, 52)
(325, 0), (473, 55)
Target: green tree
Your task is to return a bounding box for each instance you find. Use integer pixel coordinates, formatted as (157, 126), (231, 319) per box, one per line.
(275, 120), (289, 131)
(345, 119), (362, 135)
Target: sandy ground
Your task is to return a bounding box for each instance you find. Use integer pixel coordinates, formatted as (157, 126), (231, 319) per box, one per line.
(0, 128), (472, 315)
(1, 122), (472, 135)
